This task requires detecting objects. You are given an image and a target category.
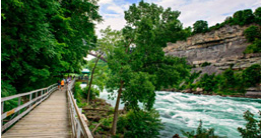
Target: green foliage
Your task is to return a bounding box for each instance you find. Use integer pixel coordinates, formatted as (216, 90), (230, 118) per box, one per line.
(1, 0), (101, 96)
(1, 81), (18, 111)
(238, 110), (261, 138)
(117, 109), (163, 138)
(244, 39), (261, 54)
(106, 1), (190, 113)
(198, 74), (218, 94)
(242, 64), (261, 88)
(192, 20), (209, 34)
(86, 59), (110, 91)
(244, 25), (261, 42)
(243, 25), (261, 54)
(74, 82), (87, 107)
(208, 7), (261, 32)
(218, 68), (246, 94)
(100, 116), (113, 128)
(83, 87), (100, 101)
(255, 7), (261, 25)
(181, 71), (201, 90)
(201, 62), (211, 67)
(182, 120), (222, 138)
(232, 9), (255, 26)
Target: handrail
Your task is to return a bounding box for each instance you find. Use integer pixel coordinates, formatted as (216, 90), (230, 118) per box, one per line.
(67, 79), (93, 138)
(1, 83), (58, 133)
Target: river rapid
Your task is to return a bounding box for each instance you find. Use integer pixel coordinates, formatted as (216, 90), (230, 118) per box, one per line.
(95, 87), (261, 138)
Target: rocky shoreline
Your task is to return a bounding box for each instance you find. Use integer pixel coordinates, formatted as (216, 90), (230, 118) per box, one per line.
(161, 88), (261, 99)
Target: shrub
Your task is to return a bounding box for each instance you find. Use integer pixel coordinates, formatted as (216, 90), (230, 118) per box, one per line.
(244, 39), (261, 54)
(201, 62), (211, 67)
(83, 87), (100, 100)
(198, 73), (218, 94)
(192, 20), (209, 34)
(238, 110), (261, 138)
(242, 64), (261, 89)
(117, 109), (163, 138)
(182, 120), (223, 138)
(244, 25), (261, 42)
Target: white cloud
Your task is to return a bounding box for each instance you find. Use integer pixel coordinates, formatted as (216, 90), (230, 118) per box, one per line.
(155, 0), (261, 27)
(98, 0), (113, 5)
(95, 0), (261, 38)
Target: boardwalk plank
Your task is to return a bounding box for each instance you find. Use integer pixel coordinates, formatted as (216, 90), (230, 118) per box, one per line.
(2, 89), (71, 138)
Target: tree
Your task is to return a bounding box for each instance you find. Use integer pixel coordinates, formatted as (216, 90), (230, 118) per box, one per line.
(1, 0), (101, 97)
(244, 25), (261, 42)
(117, 109), (163, 138)
(238, 110), (261, 138)
(198, 74), (217, 94)
(192, 20), (209, 34)
(242, 64), (261, 90)
(232, 9), (255, 25)
(106, 1), (190, 135)
(254, 7), (261, 25)
(86, 26), (121, 103)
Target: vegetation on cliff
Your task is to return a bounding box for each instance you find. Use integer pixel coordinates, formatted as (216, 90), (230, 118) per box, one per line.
(191, 7), (261, 34)
(181, 64), (261, 95)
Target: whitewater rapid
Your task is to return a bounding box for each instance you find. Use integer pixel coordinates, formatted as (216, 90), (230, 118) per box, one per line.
(97, 88), (261, 138)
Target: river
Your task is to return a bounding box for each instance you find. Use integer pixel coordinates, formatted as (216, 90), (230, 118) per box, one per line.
(80, 84), (261, 138)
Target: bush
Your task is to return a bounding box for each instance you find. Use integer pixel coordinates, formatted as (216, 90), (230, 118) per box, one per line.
(192, 20), (209, 34)
(201, 62), (211, 67)
(244, 39), (261, 54)
(238, 110), (261, 138)
(198, 73), (218, 94)
(254, 7), (261, 25)
(244, 25), (261, 42)
(117, 109), (163, 138)
(242, 64), (261, 89)
(83, 87), (100, 100)
(232, 9), (255, 26)
(182, 120), (223, 138)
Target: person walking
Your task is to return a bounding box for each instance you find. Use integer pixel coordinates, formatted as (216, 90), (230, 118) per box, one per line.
(57, 80), (61, 90)
(61, 79), (65, 91)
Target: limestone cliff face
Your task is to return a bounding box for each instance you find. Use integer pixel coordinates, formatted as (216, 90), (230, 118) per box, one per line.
(164, 24), (261, 74)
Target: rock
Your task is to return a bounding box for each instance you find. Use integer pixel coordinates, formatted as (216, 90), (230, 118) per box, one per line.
(172, 134), (180, 138)
(182, 89), (192, 93)
(164, 24), (261, 75)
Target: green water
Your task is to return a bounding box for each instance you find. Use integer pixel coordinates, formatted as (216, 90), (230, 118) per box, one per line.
(98, 89), (261, 138)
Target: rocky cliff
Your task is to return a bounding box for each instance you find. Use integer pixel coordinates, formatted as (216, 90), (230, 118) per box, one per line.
(164, 24), (261, 74)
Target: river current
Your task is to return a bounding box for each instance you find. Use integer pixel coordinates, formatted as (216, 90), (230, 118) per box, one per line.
(79, 83), (261, 138)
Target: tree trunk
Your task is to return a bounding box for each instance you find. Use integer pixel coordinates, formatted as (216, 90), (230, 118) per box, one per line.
(111, 80), (124, 135)
(87, 55), (101, 103)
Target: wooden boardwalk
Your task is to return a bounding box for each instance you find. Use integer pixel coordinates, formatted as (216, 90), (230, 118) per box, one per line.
(2, 89), (71, 138)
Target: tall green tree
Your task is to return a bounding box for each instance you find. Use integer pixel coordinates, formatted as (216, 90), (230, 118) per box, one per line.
(106, 1), (190, 135)
(1, 0), (101, 96)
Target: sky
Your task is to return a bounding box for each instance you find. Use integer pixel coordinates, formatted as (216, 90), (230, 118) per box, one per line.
(95, 0), (261, 38)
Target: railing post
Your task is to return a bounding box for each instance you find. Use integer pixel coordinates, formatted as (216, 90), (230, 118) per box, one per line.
(77, 120), (81, 137)
(1, 102), (4, 129)
(18, 97), (21, 115)
(29, 94), (32, 107)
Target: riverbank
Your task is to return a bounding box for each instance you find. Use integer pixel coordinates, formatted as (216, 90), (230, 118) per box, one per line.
(161, 88), (261, 99)
(81, 98), (125, 138)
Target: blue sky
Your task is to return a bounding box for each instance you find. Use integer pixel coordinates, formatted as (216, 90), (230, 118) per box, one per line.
(96, 0), (261, 38)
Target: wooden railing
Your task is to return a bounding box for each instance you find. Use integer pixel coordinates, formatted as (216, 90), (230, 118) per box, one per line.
(67, 79), (93, 138)
(1, 83), (58, 133)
